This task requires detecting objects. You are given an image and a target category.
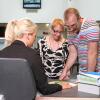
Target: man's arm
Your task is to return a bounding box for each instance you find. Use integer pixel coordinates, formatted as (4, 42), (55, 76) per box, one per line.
(59, 44), (77, 80)
(88, 41), (98, 71)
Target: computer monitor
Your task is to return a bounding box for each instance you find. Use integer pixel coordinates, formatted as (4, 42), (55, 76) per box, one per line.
(0, 26), (5, 38)
(23, 0), (41, 9)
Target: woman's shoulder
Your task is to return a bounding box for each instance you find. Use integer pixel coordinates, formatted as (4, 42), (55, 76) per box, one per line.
(28, 47), (40, 56)
(61, 39), (69, 50)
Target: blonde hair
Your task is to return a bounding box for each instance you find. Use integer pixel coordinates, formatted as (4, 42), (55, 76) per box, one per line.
(5, 18), (37, 46)
(51, 18), (64, 31)
(64, 8), (80, 20)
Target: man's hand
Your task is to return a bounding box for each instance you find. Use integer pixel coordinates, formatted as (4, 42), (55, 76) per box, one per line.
(59, 70), (70, 80)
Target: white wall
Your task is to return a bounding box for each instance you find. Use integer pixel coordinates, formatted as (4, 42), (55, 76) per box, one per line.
(70, 0), (100, 20)
(0, 0), (100, 23)
(0, 0), (68, 23)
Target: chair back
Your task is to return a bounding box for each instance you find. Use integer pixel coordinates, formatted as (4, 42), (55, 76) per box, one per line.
(0, 58), (36, 100)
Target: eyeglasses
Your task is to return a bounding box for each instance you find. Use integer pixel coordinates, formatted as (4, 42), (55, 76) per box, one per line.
(64, 23), (77, 29)
(53, 29), (63, 34)
(64, 23), (79, 32)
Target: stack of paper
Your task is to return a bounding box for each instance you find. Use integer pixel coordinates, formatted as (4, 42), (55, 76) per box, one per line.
(78, 72), (100, 95)
(78, 83), (100, 95)
(77, 72), (100, 86)
(49, 80), (77, 88)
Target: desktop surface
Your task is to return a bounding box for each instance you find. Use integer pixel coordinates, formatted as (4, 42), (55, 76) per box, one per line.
(36, 78), (100, 99)
(36, 97), (100, 100)
(43, 85), (99, 98)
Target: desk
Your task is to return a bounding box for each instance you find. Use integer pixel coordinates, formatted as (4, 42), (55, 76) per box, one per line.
(45, 85), (100, 98)
(36, 85), (100, 99)
(36, 97), (100, 100)
(36, 78), (100, 100)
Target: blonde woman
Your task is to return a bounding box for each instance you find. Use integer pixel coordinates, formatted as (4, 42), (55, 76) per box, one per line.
(0, 18), (71, 95)
(38, 18), (77, 80)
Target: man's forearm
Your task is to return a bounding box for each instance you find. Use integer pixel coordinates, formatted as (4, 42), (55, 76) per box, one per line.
(88, 42), (98, 72)
(88, 55), (97, 71)
(64, 45), (77, 72)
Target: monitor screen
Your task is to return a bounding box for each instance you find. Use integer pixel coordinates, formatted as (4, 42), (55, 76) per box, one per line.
(23, 0), (41, 9)
(0, 26), (5, 38)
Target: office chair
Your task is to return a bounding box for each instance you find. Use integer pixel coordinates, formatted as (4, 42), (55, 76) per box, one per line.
(0, 58), (37, 100)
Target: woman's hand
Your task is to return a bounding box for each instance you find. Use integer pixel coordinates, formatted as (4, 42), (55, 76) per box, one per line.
(60, 81), (72, 89)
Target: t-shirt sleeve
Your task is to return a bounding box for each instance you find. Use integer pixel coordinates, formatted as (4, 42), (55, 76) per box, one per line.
(85, 20), (99, 42)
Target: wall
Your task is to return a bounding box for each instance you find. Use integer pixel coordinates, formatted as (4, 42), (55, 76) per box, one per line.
(0, 0), (68, 23)
(0, 0), (100, 49)
(70, 0), (100, 20)
(0, 0), (100, 23)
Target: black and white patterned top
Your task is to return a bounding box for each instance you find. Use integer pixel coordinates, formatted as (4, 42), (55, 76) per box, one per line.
(38, 37), (69, 79)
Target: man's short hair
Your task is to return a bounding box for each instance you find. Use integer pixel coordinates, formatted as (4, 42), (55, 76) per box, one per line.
(64, 8), (80, 20)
